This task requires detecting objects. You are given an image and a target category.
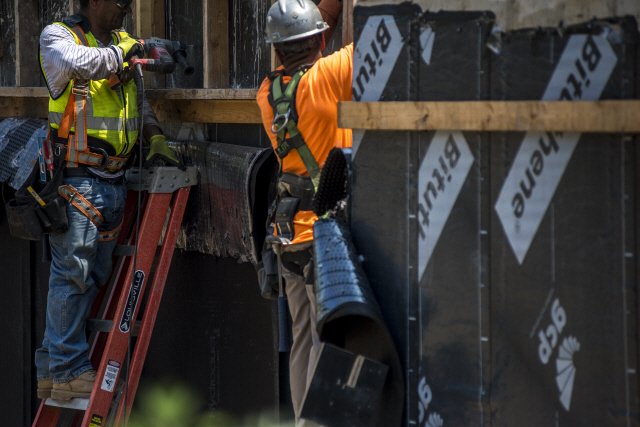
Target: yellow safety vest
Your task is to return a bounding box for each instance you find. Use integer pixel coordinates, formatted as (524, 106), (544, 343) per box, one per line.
(40, 22), (139, 158)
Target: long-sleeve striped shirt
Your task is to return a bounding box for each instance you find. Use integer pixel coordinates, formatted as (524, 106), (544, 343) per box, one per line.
(39, 23), (161, 132)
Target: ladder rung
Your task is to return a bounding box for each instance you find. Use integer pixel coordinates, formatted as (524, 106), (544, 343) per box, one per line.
(113, 245), (136, 257)
(87, 319), (142, 335)
(44, 397), (90, 411)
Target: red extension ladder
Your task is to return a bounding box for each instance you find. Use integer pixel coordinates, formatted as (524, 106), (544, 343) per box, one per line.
(32, 166), (197, 427)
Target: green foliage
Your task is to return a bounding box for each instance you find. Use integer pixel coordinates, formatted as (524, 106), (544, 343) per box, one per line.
(125, 382), (294, 427)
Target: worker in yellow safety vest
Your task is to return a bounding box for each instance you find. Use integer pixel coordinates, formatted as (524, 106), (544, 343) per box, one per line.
(35, 0), (182, 401)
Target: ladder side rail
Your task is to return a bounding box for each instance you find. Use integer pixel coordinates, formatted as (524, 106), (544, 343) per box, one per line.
(32, 400), (62, 427)
(86, 192), (139, 325)
(88, 221), (136, 367)
(80, 193), (173, 426)
(115, 188), (191, 426)
(99, 192), (149, 321)
(70, 409), (84, 427)
(88, 193), (148, 367)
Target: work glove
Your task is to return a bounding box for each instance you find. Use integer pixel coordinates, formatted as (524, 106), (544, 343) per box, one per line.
(144, 135), (186, 170)
(116, 32), (145, 62)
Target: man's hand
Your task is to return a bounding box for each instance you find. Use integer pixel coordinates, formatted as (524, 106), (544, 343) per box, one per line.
(117, 33), (144, 62)
(144, 135), (186, 170)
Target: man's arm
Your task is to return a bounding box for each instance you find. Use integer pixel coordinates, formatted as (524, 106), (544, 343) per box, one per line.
(40, 24), (123, 98)
(142, 100), (163, 142)
(318, 0), (343, 43)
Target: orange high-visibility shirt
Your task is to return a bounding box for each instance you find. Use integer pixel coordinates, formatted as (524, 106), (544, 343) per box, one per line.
(257, 44), (353, 245)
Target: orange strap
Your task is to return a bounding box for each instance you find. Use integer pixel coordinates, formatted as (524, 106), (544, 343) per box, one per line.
(58, 91), (76, 140)
(58, 184), (104, 227)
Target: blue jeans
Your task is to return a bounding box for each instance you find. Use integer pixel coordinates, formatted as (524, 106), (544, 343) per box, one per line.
(35, 176), (128, 383)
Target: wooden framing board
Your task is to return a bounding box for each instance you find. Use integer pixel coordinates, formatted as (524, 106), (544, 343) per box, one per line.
(145, 88), (258, 99)
(134, 0), (166, 88)
(14, 0), (41, 87)
(342, 0), (356, 45)
(338, 100), (640, 133)
(0, 88), (260, 122)
(149, 99), (262, 123)
(0, 87), (49, 98)
(0, 97), (48, 119)
(203, 0), (229, 88)
(0, 87), (256, 99)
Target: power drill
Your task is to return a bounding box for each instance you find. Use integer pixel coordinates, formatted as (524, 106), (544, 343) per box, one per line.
(129, 37), (194, 75)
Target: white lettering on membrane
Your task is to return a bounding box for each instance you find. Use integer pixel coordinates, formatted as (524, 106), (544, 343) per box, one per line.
(495, 35), (617, 264)
(534, 298), (581, 411)
(418, 131), (474, 280)
(352, 15), (403, 102)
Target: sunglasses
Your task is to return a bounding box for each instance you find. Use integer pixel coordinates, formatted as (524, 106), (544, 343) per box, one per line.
(116, 0), (134, 9)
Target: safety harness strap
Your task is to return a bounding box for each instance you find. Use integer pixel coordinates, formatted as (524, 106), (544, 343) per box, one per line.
(270, 71), (321, 192)
(52, 143), (129, 170)
(58, 185), (104, 227)
(99, 217), (123, 242)
(57, 23), (128, 170)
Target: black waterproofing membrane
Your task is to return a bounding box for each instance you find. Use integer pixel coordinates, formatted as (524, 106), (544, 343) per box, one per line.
(351, 3), (639, 426)
(309, 218), (404, 427)
(170, 141), (277, 263)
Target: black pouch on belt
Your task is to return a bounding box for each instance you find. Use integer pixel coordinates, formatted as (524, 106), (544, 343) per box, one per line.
(6, 146), (68, 240)
(275, 197), (300, 241)
(256, 240), (280, 300)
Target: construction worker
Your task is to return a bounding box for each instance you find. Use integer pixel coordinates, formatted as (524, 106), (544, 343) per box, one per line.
(257, 0), (351, 424)
(35, 0), (181, 400)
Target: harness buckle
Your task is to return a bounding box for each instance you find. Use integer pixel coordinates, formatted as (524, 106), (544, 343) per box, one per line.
(72, 80), (89, 96)
(72, 87), (89, 97)
(271, 109), (290, 134)
(93, 147), (110, 171)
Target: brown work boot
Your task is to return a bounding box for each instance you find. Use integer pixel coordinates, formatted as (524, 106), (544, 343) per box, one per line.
(51, 370), (97, 400)
(37, 378), (53, 399)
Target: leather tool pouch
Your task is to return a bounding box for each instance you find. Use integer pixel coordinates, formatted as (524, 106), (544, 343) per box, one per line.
(6, 148), (68, 240)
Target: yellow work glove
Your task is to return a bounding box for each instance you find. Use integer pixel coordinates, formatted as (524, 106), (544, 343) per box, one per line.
(116, 32), (144, 62)
(144, 135), (185, 170)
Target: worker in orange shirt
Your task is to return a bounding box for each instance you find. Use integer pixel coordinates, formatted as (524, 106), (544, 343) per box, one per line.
(256, 0), (351, 424)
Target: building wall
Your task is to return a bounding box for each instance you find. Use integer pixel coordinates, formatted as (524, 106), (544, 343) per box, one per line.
(358, 0), (640, 30)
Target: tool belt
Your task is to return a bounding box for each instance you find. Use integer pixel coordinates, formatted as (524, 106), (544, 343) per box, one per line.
(274, 172), (315, 241)
(49, 127), (131, 172)
(5, 138), (124, 241)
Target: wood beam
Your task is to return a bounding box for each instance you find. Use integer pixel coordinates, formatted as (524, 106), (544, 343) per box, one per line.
(203, 0), (229, 88)
(145, 88), (258, 99)
(149, 100), (262, 123)
(134, 0), (165, 88)
(0, 97), (261, 124)
(14, 0), (41, 86)
(0, 87), (257, 100)
(270, 0), (280, 71)
(342, 0), (356, 46)
(0, 87), (49, 97)
(0, 98), (48, 119)
(69, 0), (75, 16)
(338, 100), (640, 133)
